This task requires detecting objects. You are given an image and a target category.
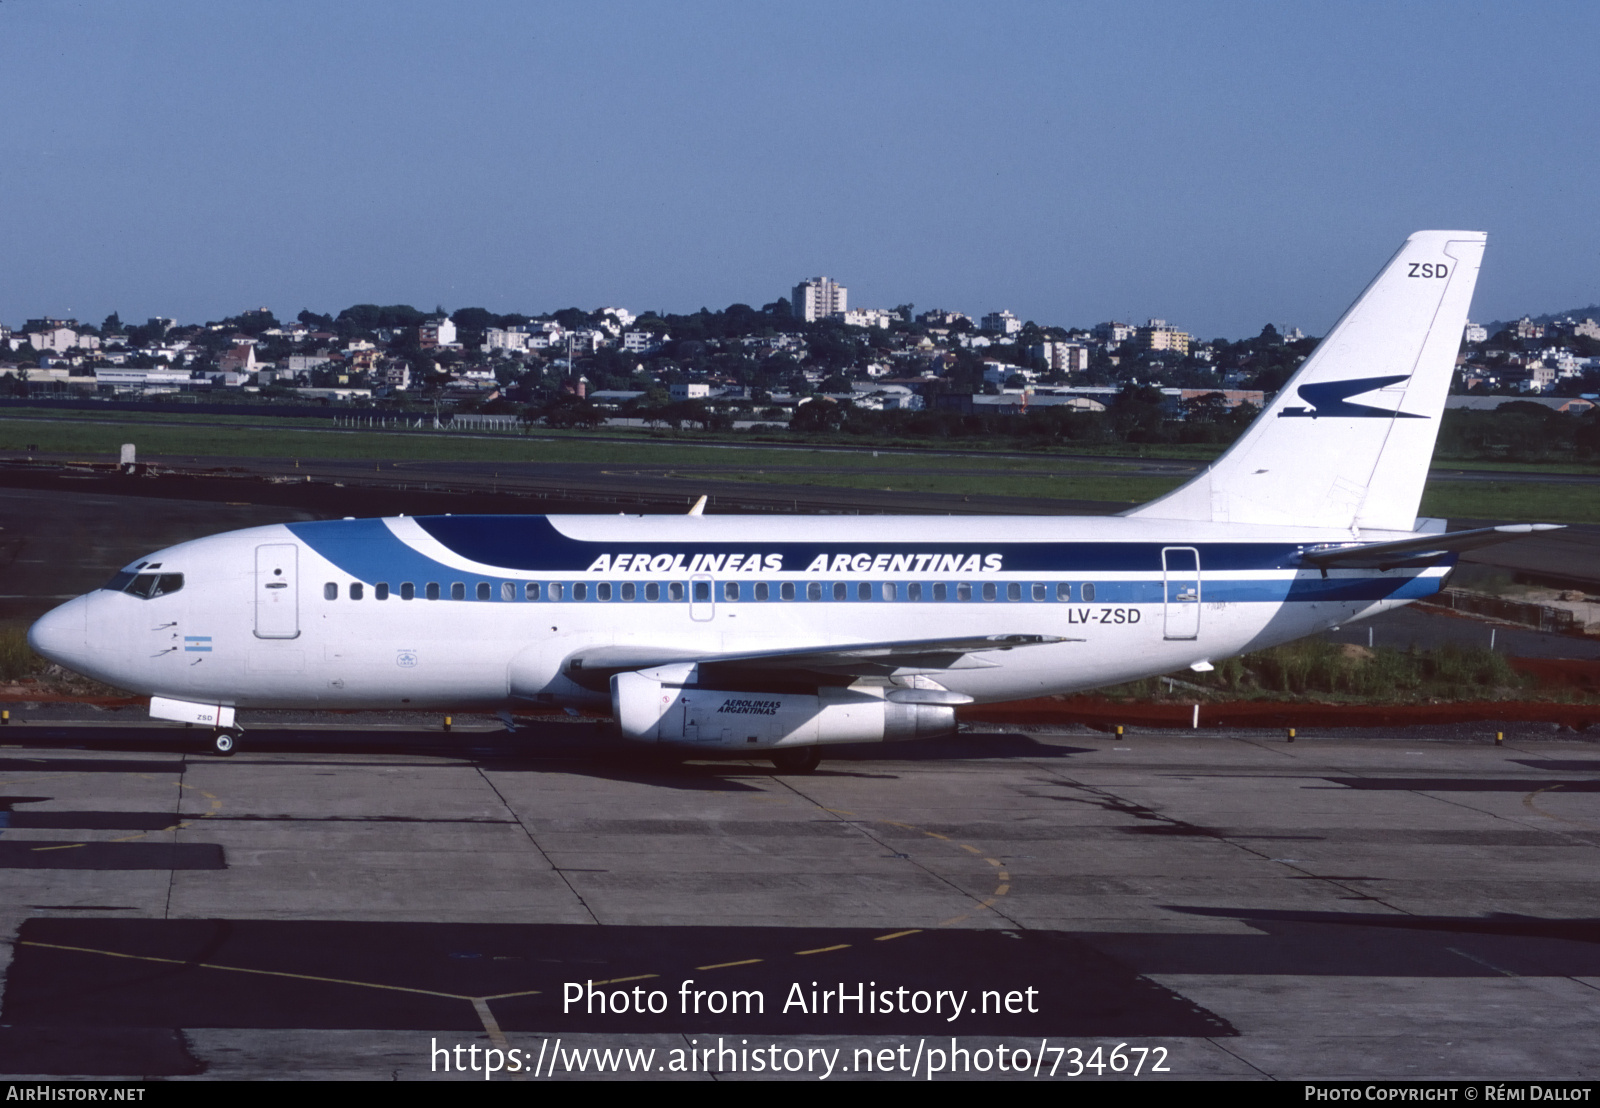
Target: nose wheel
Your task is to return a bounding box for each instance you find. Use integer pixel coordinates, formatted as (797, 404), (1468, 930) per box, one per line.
(211, 728), (241, 756)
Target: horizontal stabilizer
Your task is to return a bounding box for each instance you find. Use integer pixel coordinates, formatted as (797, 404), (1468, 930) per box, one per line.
(1299, 523), (1564, 571)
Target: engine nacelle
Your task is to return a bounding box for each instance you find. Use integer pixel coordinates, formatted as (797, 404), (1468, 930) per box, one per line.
(611, 666), (955, 750)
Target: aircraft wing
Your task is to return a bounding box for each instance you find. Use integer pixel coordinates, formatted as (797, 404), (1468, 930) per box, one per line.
(563, 633), (1078, 687)
(1299, 523), (1564, 572)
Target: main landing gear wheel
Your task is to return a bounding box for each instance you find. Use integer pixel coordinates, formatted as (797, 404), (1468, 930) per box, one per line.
(211, 729), (239, 756)
(770, 746), (822, 774)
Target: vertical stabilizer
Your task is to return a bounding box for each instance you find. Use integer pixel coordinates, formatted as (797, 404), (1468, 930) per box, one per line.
(1128, 231), (1486, 533)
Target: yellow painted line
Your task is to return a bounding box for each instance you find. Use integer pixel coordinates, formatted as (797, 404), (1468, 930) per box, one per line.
(923, 832), (950, 840)
(795, 944), (851, 956)
(985, 857), (1002, 867)
(590, 974), (659, 986)
(998, 870), (1009, 881)
(1522, 784), (1597, 828)
(31, 843), (87, 852)
(874, 930), (922, 941)
(19, 940), (479, 1000)
(697, 958), (763, 970)
(995, 884), (1011, 895)
(478, 987), (544, 1001)
(821, 808), (856, 816)
(472, 998), (510, 1051)
(108, 833), (148, 844)
(0, 774), (79, 788)
(960, 844), (982, 854)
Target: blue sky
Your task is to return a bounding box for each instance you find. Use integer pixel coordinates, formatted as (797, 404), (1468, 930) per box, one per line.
(2, 0), (1596, 337)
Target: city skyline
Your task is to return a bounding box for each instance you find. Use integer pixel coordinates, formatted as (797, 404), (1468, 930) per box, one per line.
(1, 1), (1595, 338)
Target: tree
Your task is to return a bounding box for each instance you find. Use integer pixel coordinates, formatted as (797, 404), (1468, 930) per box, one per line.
(790, 396), (854, 434)
(450, 307), (497, 333)
(539, 393), (603, 430)
(1111, 383), (1170, 443)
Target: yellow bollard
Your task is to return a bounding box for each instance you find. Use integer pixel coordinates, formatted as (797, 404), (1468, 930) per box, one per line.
(1495, 731), (1503, 746)
(1287, 727), (1296, 743)
(444, 715), (453, 733)
(1115, 724), (1124, 741)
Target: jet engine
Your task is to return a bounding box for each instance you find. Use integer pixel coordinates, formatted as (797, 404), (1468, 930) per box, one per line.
(611, 665), (955, 751)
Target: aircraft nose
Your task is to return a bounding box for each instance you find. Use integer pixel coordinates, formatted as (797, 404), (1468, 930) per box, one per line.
(27, 595), (90, 666)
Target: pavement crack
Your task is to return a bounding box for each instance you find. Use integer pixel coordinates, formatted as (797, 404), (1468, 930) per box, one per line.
(474, 765), (601, 925)
(772, 776), (1024, 928)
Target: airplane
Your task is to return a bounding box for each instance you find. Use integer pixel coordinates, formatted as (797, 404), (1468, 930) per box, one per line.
(27, 230), (1560, 770)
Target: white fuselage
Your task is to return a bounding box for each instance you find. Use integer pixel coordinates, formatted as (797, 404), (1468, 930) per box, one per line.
(28, 512), (1446, 713)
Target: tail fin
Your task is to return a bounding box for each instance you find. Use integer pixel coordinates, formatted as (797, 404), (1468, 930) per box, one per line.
(1128, 230), (1486, 533)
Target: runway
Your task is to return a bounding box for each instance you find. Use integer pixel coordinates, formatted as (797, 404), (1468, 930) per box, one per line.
(1, 721), (1596, 1079)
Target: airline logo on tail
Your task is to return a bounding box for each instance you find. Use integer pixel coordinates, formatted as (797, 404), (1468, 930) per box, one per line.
(1278, 375), (1428, 420)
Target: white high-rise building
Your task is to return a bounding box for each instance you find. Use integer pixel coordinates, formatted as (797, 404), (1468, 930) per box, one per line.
(792, 277), (847, 322)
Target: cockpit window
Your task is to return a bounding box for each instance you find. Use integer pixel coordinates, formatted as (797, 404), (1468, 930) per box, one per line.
(105, 572), (184, 599)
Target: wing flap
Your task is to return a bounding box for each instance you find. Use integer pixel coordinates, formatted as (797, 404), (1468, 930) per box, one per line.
(564, 633), (1077, 687)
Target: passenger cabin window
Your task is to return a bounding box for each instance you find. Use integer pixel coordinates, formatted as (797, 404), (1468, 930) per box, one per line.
(692, 580), (710, 603)
(781, 582), (795, 601)
(478, 582), (492, 601)
(668, 582), (685, 602)
(597, 582), (612, 601)
(1082, 583), (1096, 602)
(551, 583), (565, 601)
(450, 582), (465, 600)
(832, 582), (847, 601)
(1032, 583), (1046, 601)
(426, 582), (441, 601)
(400, 582), (415, 600)
(375, 582), (389, 600)
(1007, 583), (1021, 601)
(883, 582), (897, 601)
(723, 582), (739, 601)
(622, 582), (636, 601)
(645, 582), (660, 601)
(1057, 583), (1071, 602)
(574, 582), (588, 601)
(933, 583), (947, 601)
(525, 582), (540, 601)
(957, 584), (973, 601)
(981, 583), (996, 601)
(807, 582), (822, 601)
(351, 583), (364, 600)
(501, 582), (515, 601)
(754, 582), (769, 601)
(324, 582), (338, 600)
